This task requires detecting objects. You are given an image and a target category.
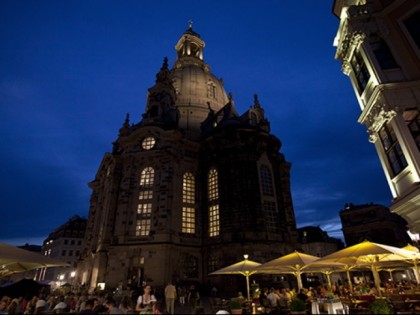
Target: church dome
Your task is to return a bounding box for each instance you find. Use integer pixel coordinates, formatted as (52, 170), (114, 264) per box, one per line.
(172, 25), (229, 137)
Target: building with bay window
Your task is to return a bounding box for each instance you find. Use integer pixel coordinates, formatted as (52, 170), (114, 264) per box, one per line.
(77, 25), (299, 290)
(332, 0), (420, 233)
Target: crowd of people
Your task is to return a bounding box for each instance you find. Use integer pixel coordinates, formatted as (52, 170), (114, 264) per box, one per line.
(1, 278), (419, 314)
(0, 281), (210, 315)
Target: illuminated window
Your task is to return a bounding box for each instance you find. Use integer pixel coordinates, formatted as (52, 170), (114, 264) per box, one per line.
(182, 172), (196, 234)
(404, 110), (420, 151)
(140, 167), (154, 186)
(379, 123), (408, 177)
(351, 51), (370, 92)
(139, 190), (153, 200)
(182, 173), (195, 203)
(209, 204), (220, 237)
(137, 203), (152, 215)
(137, 167), (154, 236)
(142, 137), (156, 150)
(404, 11), (420, 50)
(263, 201), (278, 232)
(136, 219), (151, 236)
(208, 168), (219, 201)
(208, 168), (220, 237)
(260, 165), (274, 196)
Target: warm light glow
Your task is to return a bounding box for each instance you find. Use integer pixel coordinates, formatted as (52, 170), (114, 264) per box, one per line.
(244, 254), (249, 260)
(70, 271), (76, 278)
(59, 274), (64, 280)
(97, 282), (105, 290)
(182, 172), (196, 234)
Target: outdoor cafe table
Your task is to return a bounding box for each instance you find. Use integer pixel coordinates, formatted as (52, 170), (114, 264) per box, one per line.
(311, 299), (346, 314)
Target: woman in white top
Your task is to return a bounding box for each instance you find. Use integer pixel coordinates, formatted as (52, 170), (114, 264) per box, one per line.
(135, 285), (157, 313)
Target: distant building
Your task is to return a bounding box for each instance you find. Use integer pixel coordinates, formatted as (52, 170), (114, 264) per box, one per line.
(332, 1), (420, 232)
(40, 215), (86, 285)
(297, 226), (344, 257)
(340, 203), (411, 247)
(77, 25), (299, 291)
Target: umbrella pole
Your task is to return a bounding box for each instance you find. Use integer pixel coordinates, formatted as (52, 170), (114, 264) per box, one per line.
(388, 270), (393, 282)
(413, 262), (420, 284)
(326, 273), (332, 289)
(297, 272), (303, 290)
(246, 273), (251, 301)
(346, 269), (353, 293)
(371, 265), (382, 297)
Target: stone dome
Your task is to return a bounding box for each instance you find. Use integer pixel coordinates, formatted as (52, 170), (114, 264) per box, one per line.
(172, 26), (229, 137)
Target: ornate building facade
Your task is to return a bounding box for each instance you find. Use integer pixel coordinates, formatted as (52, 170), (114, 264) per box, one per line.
(77, 26), (299, 290)
(332, 0), (420, 232)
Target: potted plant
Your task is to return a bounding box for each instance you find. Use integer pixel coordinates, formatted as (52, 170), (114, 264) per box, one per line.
(289, 297), (307, 314)
(229, 299), (243, 314)
(369, 299), (392, 314)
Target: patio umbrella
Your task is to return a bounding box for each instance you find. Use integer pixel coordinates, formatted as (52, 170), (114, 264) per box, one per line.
(379, 244), (420, 282)
(209, 254), (261, 300)
(256, 251), (320, 290)
(402, 244), (420, 282)
(314, 240), (418, 296)
(0, 242), (69, 277)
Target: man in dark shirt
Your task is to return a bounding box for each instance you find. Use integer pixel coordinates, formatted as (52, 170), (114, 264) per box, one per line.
(297, 288), (308, 302)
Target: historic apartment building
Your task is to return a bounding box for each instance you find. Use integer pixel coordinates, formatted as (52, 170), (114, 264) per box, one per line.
(297, 226), (344, 258)
(339, 203), (411, 247)
(332, 1), (420, 232)
(41, 215), (86, 284)
(77, 26), (299, 290)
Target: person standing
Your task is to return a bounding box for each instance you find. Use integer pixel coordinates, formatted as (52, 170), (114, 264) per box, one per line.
(135, 285), (157, 313)
(187, 285), (200, 314)
(164, 282), (177, 314)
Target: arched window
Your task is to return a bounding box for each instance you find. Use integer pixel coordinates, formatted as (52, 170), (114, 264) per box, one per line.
(140, 167), (154, 186)
(260, 165), (274, 196)
(208, 168), (220, 237)
(182, 172), (196, 234)
(260, 164), (279, 232)
(207, 81), (216, 99)
(136, 167), (155, 236)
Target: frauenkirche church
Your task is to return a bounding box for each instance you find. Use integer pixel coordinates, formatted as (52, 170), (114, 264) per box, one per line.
(77, 25), (299, 290)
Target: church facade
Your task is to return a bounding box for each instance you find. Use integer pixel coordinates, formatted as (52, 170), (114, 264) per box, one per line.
(77, 26), (299, 290)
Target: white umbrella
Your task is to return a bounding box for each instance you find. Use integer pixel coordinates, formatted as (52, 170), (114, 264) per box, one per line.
(256, 251), (320, 290)
(314, 240), (418, 296)
(209, 254), (261, 300)
(0, 242), (69, 277)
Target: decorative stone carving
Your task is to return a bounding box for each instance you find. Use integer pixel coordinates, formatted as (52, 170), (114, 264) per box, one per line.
(366, 103), (397, 135)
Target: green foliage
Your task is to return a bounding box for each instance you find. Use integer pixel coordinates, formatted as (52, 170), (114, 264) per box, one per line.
(369, 299), (392, 315)
(289, 298), (306, 311)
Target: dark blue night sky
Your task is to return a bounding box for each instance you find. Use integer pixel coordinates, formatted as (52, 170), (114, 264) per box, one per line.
(0, 1), (392, 245)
